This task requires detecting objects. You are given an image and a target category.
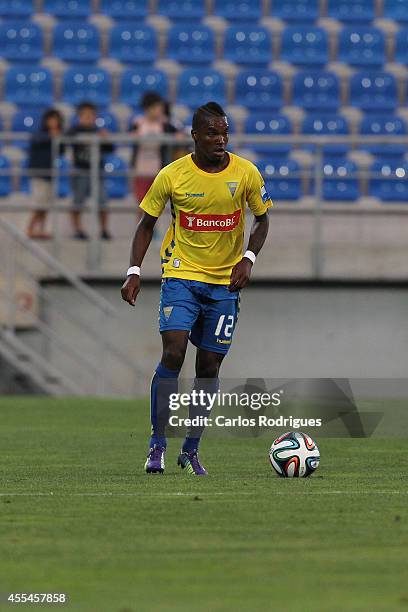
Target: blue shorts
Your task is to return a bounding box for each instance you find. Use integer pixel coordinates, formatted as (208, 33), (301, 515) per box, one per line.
(159, 278), (240, 355)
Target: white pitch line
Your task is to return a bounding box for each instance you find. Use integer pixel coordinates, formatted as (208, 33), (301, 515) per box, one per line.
(0, 490), (407, 497)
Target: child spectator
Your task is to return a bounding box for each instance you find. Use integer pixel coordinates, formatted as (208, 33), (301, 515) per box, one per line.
(26, 109), (64, 239)
(67, 102), (114, 240)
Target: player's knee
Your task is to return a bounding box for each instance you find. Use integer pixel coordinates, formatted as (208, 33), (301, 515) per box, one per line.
(161, 346), (185, 370)
(196, 360), (221, 378)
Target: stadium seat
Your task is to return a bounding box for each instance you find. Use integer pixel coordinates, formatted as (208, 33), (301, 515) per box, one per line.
(109, 24), (157, 64)
(0, 0), (33, 19)
(213, 0), (262, 22)
(43, 0), (91, 19)
(104, 155), (128, 199)
(349, 71), (397, 112)
(11, 109), (42, 148)
(177, 68), (226, 107)
(321, 160), (360, 201)
(119, 68), (168, 108)
(281, 26), (328, 66)
(327, 0), (375, 22)
(224, 25), (271, 66)
(359, 115), (406, 157)
(293, 71), (340, 111)
(5, 66), (53, 107)
(157, 0), (205, 21)
(0, 155), (12, 197)
(235, 69), (283, 110)
(167, 25), (215, 65)
(302, 114), (350, 156)
(62, 67), (111, 107)
(52, 22), (100, 63)
(395, 28), (408, 64)
(100, 0), (148, 20)
(271, 0), (318, 22)
(245, 113), (292, 157)
(369, 160), (408, 201)
(338, 27), (385, 67)
(257, 159), (302, 201)
(383, 0), (408, 22)
(0, 21), (43, 62)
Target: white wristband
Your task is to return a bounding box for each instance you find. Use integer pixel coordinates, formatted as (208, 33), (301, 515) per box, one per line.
(243, 250), (256, 265)
(127, 266), (140, 276)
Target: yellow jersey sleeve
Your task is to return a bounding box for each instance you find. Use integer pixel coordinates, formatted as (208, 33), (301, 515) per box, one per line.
(139, 168), (173, 218)
(246, 164), (273, 216)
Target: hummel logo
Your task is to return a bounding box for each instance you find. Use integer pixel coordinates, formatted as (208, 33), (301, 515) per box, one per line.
(185, 192), (204, 197)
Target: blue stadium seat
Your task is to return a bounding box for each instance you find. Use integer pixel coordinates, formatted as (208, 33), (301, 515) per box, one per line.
(5, 66), (53, 107)
(43, 0), (91, 19)
(213, 0), (262, 21)
(12, 109), (41, 148)
(328, 0), (374, 22)
(104, 155), (128, 199)
(224, 25), (271, 65)
(395, 28), (408, 64)
(0, 156), (12, 197)
(109, 24), (157, 64)
(100, 0), (148, 20)
(157, 0), (205, 21)
(350, 71), (397, 112)
(235, 69), (283, 110)
(321, 160), (360, 201)
(369, 160), (408, 201)
(257, 159), (302, 200)
(0, 21), (43, 62)
(245, 113), (292, 157)
(119, 68), (168, 108)
(293, 71), (340, 111)
(281, 26), (328, 66)
(302, 114), (350, 156)
(0, 0), (33, 19)
(338, 27), (385, 67)
(62, 67), (111, 107)
(167, 24), (215, 65)
(177, 68), (226, 107)
(19, 158), (30, 193)
(383, 0), (408, 22)
(271, 0), (318, 22)
(359, 115), (406, 157)
(53, 22), (100, 63)
(55, 157), (71, 197)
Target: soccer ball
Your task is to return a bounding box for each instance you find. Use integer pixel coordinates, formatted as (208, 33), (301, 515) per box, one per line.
(268, 432), (320, 478)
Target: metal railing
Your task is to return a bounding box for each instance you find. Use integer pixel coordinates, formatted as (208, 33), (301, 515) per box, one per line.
(1, 132), (408, 279)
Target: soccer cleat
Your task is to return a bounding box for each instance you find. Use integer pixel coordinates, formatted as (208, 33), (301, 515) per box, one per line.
(144, 444), (165, 474)
(177, 450), (208, 476)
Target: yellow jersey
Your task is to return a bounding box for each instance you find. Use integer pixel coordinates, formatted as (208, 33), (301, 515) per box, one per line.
(139, 152), (272, 284)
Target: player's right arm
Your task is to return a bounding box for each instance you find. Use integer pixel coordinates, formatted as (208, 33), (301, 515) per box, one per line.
(121, 168), (172, 307)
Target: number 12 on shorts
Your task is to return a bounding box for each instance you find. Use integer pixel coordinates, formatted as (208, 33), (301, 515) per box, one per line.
(214, 314), (234, 338)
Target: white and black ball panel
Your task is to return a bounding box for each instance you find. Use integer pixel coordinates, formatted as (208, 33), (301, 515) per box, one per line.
(268, 432), (320, 478)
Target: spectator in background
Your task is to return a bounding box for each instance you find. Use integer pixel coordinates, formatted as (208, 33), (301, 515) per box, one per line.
(130, 92), (181, 218)
(67, 101), (114, 240)
(26, 109), (64, 240)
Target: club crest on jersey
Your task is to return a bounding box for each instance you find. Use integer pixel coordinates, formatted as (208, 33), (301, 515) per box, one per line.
(163, 306), (173, 320)
(180, 210), (241, 232)
(226, 181), (238, 197)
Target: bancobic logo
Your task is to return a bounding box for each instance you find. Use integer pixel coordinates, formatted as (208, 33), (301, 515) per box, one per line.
(180, 210), (241, 232)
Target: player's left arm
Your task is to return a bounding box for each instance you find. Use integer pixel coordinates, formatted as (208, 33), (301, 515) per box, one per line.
(229, 165), (271, 292)
(228, 212), (269, 291)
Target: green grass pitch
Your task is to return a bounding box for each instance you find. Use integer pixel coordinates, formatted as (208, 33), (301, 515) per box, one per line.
(0, 397), (407, 612)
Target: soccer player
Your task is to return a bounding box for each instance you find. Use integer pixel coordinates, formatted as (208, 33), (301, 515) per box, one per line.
(121, 102), (271, 475)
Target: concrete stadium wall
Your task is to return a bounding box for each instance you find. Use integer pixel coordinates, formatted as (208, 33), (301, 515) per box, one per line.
(29, 282), (408, 396)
